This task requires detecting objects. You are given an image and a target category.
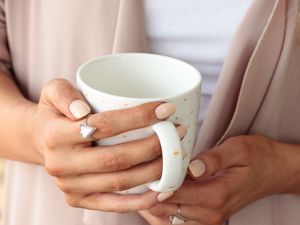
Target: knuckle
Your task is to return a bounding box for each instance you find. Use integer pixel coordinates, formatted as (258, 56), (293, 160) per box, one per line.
(207, 186), (228, 209)
(111, 175), (129, 191)
(46, 164), (62, 176)
(114, 209), (128, 214)
(94, 114), (114, 137)
(45, 157), (64, 176)
(46, 78), (68, 87)
(208, 195), (227, 209)
(134, 105), (155, 123)
(253, 134), (274, 150)
(225, 136), (251, 161)
(43, 78), (70, 99)
(226, 136), (248, 150)
(103, 152), (124, 171)
(148, 207), (165, 217)
(138, 199), (156, 211)
(110, 148), (131, 169)
(207, 211), (225, 225)
(209, 152), (225, 172)
(151, 136), (162, 157)
(56, 178), (73, 194)
(64, 194), (81, 208)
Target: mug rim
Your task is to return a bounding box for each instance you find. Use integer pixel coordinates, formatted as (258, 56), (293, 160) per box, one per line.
(76, 53), (202, 101)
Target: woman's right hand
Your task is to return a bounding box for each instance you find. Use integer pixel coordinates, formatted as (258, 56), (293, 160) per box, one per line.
(33, 78), (183, 213)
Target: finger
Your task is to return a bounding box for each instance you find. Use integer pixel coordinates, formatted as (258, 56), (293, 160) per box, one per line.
(83, 135), (162, 172)
(69, 191), (159, 213)
(73, 101), (176, 142)
(40, 78), (90, 120)
(188, 138), (248, 179)
(165, 180), (229, 209)
(74, 126), (185, 172)
(49, 125), (185, 176)
(52, 130), (162, 174)
(56, 157), (163, 193)
(51, 110), (185, 146)
(149, 203), (223, 225)
(48, 124), (185, 176)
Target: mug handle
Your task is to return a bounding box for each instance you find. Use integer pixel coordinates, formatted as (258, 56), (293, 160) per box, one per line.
(146, 121), (184, 193)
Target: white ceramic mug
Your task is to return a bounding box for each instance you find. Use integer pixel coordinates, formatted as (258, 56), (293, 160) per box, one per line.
(77, 53), (201, 194)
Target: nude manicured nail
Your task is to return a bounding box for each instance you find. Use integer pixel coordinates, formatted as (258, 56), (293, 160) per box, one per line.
(155, 103), (176, 119)
(69, 99), (91, 119)
(189, 159), (206, 177)
(157, 191), (174, 202)
(176, 125), (187, 139)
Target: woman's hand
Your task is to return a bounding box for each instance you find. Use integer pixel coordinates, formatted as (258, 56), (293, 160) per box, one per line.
(139, 135), (300, 225)
(33, 78), (184, 213)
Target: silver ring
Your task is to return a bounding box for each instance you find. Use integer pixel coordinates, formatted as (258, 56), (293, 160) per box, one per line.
(80, 114), (96, 139)
(178, 204), (182, 215)
(169, 204), (187, 224)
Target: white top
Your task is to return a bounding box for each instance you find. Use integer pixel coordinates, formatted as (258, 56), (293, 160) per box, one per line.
(144, 0), (252, 125)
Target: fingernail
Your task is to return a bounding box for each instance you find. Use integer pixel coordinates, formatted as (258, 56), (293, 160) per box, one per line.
(176, 125), (187, 139)
(69, 99), (91, 119)
(157, 192), (174, 202)
(189, 159), (206, 177)
(182, 148), (188, 158)
(155, 103), (176, 119)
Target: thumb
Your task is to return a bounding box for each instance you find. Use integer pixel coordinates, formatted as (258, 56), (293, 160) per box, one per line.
(40, 78), (91, 120)
(188, 144), (240, 179)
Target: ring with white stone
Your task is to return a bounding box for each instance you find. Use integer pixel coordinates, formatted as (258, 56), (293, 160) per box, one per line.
(80, 114), (96, 139)
(169, 204), (187, 224)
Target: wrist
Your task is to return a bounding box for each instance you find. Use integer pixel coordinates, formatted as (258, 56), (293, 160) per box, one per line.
(0, 73), (44, 165)
(273, 141), (300, 195)
(24, 102), (45, 165)
(15, 100), (44, 165)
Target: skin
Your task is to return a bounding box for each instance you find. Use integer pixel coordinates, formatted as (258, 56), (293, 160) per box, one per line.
(1, 72), (300, 223)
(139, 135), (300, 225)
(0, 74), (165, 212)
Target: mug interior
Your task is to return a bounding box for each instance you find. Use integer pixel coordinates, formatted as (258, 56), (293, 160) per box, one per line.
(78, 53), (201, 99)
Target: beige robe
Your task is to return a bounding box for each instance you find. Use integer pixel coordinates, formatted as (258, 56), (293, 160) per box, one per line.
(1, 0), (300, 224)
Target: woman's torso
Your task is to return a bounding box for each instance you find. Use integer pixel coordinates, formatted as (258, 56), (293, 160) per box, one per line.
(2, 1), (250, 224)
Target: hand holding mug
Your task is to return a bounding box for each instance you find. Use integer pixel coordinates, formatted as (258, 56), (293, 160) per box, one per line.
(33, 78), (183, 212)
(33, 53), (201, 213)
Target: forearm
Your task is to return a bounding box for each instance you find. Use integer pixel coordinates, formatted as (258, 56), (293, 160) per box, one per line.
(0, 72), (43, 165)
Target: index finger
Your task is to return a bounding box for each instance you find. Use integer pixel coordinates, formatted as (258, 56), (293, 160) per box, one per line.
(57, 101), (176, 145)
(86, 101), (166, 140)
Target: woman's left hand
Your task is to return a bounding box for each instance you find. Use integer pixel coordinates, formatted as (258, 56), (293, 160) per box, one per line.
(139, 135), (300, 225)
